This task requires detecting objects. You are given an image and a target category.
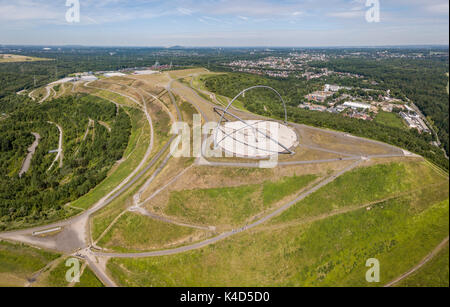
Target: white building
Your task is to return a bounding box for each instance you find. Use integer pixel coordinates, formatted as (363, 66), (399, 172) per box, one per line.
(343, 101), (371, 110)
(133, 70), (159, 75)
(325, 84), (352, 92)
(80, 75), (98, 82)
(50, 77), (76, 85)
(400, 112), (431, 133)
(104, 72), (126, 78)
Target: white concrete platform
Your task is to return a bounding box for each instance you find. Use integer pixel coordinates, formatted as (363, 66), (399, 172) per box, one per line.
(216, 120), (298, 158)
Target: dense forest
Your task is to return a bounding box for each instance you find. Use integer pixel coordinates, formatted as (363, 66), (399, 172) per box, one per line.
(0, 94), (131, 230)
(205, 73), (449, 170)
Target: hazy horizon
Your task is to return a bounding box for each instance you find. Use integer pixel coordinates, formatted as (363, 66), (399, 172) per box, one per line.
(1, 44), (449, 49)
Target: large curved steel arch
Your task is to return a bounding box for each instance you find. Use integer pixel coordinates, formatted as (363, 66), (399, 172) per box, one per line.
(221, 85), (288, 125)
(214, 86), (293, 155)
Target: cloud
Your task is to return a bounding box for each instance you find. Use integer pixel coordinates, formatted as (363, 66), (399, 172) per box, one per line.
(202, 16), (221, 22)
(177, 7), (193, 16)
(427, 3), (449, 14)
(0, 1), (61, 22)
(328, 10), (365, 19)
(0, 0), (448, 46)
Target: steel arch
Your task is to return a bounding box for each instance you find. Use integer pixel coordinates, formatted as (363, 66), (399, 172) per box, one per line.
(213, 86), (293, 155)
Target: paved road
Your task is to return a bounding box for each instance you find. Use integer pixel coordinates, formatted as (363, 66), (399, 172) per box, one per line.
(168, 78), (210, 122)
(83, 254), (118, 288)
(198, 156), (361, 168)
(167, 88), (183, 121)
(39, 85), (53, 103)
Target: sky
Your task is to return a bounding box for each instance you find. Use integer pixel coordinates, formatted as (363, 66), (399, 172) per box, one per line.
(0, 0), (448, 47)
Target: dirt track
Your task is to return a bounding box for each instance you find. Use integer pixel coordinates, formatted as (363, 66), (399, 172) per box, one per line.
(19, 132), (41, 177)
(384, 237), (450, 287)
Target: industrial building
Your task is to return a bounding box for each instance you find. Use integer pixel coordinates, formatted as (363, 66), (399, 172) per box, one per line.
(400, 112), (431, 134)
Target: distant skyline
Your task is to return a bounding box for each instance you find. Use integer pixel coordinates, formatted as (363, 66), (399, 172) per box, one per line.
(0, 0), (448, 47)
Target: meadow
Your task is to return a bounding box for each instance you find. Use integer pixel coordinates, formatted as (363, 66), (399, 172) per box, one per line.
(107, 161), (449, 287)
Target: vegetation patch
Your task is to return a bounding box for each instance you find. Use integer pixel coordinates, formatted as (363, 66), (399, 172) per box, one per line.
(273, 161), (448, 223)
(0, 241), (60, 286)
(0, 54), (52, 64)
(108, 188), (449, 287)
(396, 245), (449, 287)
(0, 94), (131, 230)
(164, 174), (317, 227)
(98, 212), (201, 252)
(70, 108), (149, 210)
(75, 266), (104, 288)
(374, 111), (407, 130)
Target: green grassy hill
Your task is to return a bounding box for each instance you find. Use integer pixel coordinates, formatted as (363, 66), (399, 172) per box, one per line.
(107, 161), (449, 287)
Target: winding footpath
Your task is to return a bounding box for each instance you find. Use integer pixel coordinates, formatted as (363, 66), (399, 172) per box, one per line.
(39, 85), (53, 104)
(47, 122), (64, 171)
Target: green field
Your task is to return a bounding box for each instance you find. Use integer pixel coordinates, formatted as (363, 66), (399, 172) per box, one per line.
(94, 89), (140, 109)
(91, 171), (151, 242)
(273, 161), (447, 223)
(396, 245), (449, 287)
(75, 266), (104, 288)
(97, 212), (203, 252)
(90, 144), (173, 242)
(0, 54), (53, 63)
(164, 174), (317, 227)
(0, 241), (60, 287)
(191, 74), (246, 111)
(41, 258), (71, 287)
(107, 161), (449, 287)
(40, 257), (103, 287)
(374, 111), (407, 129)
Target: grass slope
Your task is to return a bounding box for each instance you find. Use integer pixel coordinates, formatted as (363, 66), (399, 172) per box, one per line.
(273, 161), (446, 223)
(374, 111), (407, 130)
(164, 174), (317, 227)
(0, 241), (60, 287)
(75, 266), (104, 288)
(107, 161), (449, 287)
(97, 212), (200, 252)
(396, 245), (449, 287)
(41, 258), (104, 287)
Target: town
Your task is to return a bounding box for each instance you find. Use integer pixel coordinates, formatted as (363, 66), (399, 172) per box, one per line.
(224, 53), (433, 136)
(301, 84), (431, 134)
